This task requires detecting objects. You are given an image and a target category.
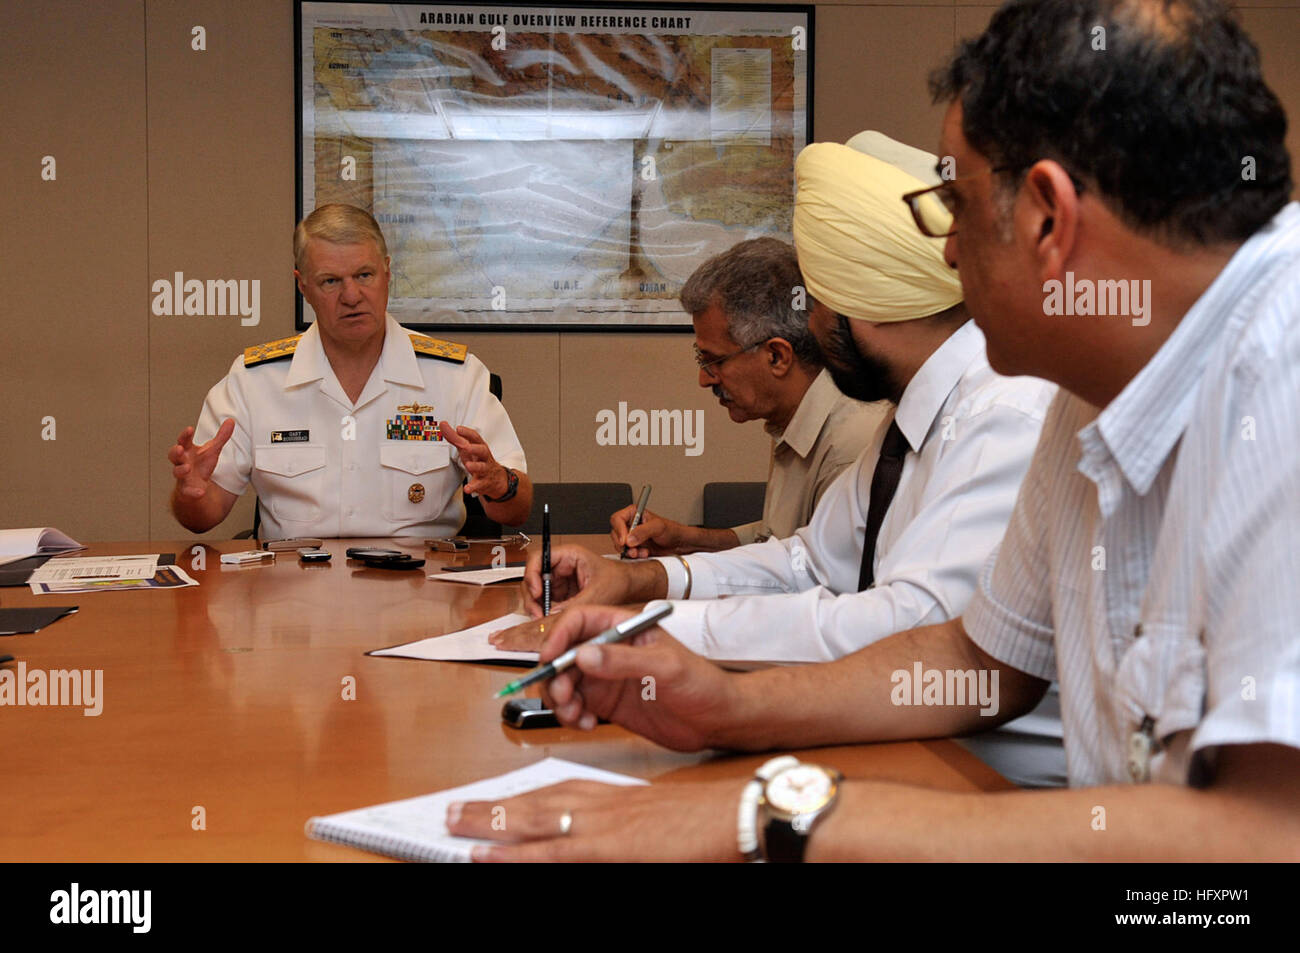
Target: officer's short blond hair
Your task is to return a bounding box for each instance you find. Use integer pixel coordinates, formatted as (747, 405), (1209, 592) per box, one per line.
(293, 204), (389, 271)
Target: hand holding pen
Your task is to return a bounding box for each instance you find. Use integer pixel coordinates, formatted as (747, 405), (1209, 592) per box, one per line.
(494, 602), (672, 699)
(620, 484), (652, 559)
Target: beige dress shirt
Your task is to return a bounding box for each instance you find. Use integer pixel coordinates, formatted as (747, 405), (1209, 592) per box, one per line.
(731, 369), (885, 544)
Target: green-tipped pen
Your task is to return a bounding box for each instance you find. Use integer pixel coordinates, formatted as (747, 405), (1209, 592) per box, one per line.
(494, 602), (672, 699)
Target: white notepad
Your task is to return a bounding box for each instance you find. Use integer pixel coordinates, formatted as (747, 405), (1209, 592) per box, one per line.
(305, 757), (648, 862)
(368, 612), (538, 663)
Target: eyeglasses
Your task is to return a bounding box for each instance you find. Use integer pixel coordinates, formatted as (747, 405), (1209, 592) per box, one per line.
(901, 166), (1014, 238)
(693, 340), (765, 377)
(902, 164), (1085, 238)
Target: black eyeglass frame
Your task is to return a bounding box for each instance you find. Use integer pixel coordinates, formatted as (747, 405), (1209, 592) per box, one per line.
(692, 339), (767, 377)
(901, 163), (1086, 238)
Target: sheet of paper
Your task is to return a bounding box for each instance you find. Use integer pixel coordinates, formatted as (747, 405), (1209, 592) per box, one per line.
(306, 757), (647, 862)
(369, 612), (537, 663)
(426, 566), (526, 586)
(28, 555), (162, 583)
(30, 565), (198, 595)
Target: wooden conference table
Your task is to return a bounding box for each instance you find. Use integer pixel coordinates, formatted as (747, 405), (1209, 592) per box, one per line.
(1, 536), (1013, 861)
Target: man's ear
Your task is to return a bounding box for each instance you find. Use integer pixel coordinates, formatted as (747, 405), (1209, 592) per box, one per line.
(766, 337), (796, 376)
(1020, 160), (1081, 284)
(293, 269), (307, 297)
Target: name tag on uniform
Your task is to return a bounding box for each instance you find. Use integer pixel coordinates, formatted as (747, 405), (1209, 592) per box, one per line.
(271, 429), (310, 443)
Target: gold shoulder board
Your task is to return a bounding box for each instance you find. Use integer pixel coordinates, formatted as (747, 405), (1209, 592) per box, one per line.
(243, 334), (303, 368)
(409, 333), (468, 364)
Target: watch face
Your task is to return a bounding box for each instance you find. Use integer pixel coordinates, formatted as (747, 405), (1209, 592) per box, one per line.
(765, 764), (837, 815)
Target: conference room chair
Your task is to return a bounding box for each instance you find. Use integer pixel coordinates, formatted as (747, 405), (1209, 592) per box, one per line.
(702, 481), (766, 529)
(520, 483), (634, 535)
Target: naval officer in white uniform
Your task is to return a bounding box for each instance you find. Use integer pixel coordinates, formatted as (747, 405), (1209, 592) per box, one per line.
(168, 204), (532, 540)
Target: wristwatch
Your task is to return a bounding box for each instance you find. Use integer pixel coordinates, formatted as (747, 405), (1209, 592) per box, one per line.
(758, 760), (843, 862)
(481, 467), (519, 503)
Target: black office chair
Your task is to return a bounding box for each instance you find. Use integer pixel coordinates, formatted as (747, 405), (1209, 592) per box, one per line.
(520, 483), (634, 536)
(702, 481), (767, 529)
(233, 503), (261, 540)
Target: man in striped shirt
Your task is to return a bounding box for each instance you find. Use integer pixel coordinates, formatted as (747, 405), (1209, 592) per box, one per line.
(446, 0), (1300, 860)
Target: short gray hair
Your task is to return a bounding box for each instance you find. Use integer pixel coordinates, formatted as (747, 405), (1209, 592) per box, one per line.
(294, 204), (389, 270)
(679, 238), (821, 368)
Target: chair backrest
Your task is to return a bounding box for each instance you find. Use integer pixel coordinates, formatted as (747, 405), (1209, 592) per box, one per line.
(702, 481), (767, 529)
(521, 483), (634, 535)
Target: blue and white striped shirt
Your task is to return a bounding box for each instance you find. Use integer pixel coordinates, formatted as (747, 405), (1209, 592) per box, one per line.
(965, 202), (1300, 787)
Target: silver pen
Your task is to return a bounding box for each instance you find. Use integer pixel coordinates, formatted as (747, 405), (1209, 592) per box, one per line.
(494, 602), (672, 698)
(621, 483), (653, 558)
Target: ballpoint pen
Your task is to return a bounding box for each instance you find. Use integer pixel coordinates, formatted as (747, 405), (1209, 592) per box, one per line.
(542, 503), (552, 616)
(621, 483), (652, 558)
(493, 602), (672, 699)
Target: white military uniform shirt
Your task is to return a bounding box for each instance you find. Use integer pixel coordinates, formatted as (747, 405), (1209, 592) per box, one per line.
(194, 313), (526, 540)
(965, 202), (1300, 787)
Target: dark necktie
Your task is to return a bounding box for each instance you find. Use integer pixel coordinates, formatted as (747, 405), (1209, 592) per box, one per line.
(858, 419), (909, 590)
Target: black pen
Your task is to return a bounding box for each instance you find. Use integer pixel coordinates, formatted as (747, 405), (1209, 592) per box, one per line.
(542, 503), (552, 616)
(621, 484), (652, 558)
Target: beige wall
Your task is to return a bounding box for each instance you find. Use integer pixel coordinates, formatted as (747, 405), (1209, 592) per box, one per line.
(2, 0), (1297, 541)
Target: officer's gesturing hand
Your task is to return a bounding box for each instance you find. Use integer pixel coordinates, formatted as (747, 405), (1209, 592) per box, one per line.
(169, 419), (235, 499)
(440, 421), (505, 497)
(440, 419), (533, 525)
(168, 419), (240, 533)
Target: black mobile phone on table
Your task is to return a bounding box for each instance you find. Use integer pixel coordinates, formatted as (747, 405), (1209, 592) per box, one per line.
(502, 698), (560, 729)
(345, 547), (404, 559)
(361, 554), (425, 570)
(502, 699), (608, 729)
(298, 548), (331, 563)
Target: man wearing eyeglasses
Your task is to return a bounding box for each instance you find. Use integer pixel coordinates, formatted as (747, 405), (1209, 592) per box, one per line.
(609, 237), (885, 554)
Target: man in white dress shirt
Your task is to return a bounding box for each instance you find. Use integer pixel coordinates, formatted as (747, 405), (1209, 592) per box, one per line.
(446, 0), (1300, 861)
(168, 204), (532, 539)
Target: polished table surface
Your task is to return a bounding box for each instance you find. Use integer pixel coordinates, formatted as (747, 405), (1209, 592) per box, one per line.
(0, 536), (1013, 861)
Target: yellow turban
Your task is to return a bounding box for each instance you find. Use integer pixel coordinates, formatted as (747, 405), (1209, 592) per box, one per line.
(794, 140), (962, 323)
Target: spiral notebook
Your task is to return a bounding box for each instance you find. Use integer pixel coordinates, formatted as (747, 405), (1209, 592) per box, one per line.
(305, 757), (647, 862)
